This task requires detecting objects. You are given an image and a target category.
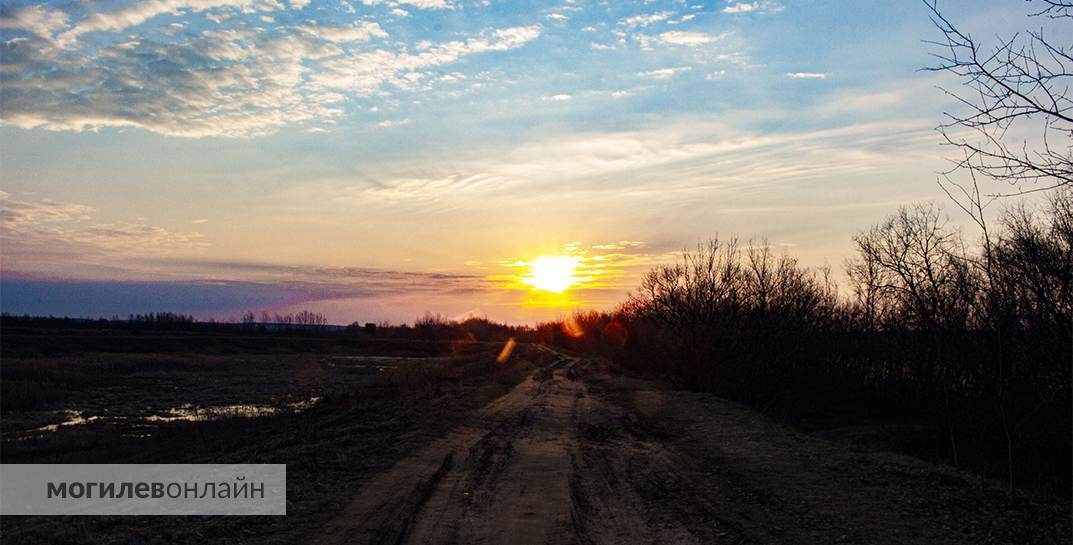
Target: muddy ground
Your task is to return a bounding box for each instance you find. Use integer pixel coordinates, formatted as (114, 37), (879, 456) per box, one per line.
(309, 346), (1070, 545)
(1, 334), (1068, 545)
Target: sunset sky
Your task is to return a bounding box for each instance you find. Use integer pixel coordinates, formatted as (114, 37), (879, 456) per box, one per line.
(0, 0), (1043, 324)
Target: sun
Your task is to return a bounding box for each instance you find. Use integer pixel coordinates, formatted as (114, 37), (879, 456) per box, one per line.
(524, 255), (580, 293)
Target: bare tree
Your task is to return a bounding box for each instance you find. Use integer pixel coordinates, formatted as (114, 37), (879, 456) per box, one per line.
(851, 203), (976, 333)
(924, 0), (1072, 207)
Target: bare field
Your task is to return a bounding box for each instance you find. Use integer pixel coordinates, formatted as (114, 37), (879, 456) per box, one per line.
(1, 329), (1068, 545)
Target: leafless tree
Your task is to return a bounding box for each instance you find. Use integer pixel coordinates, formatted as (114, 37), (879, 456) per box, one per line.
(851, 203), (976, 333)
(294, 310), (328, 326)
(924, 0), (1072, 209)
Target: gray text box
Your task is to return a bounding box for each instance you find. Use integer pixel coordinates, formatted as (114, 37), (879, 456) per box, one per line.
(0, 464), (286, 515)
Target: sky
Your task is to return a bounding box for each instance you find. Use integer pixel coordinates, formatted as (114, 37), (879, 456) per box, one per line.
(0, 0), (1054, 324)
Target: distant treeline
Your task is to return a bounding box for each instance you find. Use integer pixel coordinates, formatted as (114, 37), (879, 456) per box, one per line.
(371, 313), (526, 342)
(0, 311), (342, 333)
(0, 311), (522, 342)
(539, 192), (1072, 498)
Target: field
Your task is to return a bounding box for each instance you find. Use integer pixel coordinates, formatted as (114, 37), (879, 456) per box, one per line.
(1, 322), (1069, 545)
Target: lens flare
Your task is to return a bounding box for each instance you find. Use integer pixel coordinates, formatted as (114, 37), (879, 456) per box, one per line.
(496, 337), (516, 363)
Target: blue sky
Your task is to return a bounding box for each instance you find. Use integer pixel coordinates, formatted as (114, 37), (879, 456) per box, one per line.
(0, 0), (1052, 323)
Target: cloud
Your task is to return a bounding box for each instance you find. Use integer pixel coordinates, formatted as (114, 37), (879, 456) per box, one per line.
(301, 21), (388, 42)
(1, 192), (208, 270)
(1, 22), (540, 138)
(290, 0), (311, 8)
(81, 223), (209, 252)
(542, 94), (573, 101)
(658, 30), (722, 46)
(592, 241), (644, 251)
(311, 25), (541, 93)
(0, 191), (93, 227)
(0, 5), (69, 42)
(618, 11), (673, 27)
(299, 116), (940, 211)
(56, 0), (285, 46)
(638, 66), (692, 79)
(786, 72), (827, 79)
(377, 118), (411, 127)
(357, 0), (455, 9)
(722, 1), (783, 14)
(0, 262), (496, 323)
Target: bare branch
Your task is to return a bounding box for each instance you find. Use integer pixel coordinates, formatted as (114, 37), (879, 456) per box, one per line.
(924, 0), (1072, 198)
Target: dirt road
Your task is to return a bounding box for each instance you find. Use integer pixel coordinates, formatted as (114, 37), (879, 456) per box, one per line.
(310, 347), (1069, 545)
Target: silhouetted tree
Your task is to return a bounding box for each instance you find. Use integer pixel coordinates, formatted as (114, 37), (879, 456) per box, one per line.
(925, 0), (1072, 202)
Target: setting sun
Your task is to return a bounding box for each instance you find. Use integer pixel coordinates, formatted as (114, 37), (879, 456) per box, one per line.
(524, 256), (580, 293)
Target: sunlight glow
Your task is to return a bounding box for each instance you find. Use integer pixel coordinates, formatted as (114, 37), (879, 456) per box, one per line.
(524, 255), (580, 293)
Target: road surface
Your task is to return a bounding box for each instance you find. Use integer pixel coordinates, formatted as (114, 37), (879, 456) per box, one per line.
(309, 347), (1069, 545)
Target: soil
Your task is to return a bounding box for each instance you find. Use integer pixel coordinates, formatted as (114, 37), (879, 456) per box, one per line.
(2, 339), (1067, 545)
(306, 347), (1070, 545)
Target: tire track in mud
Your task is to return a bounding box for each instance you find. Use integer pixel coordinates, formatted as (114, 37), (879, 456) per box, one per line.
(567, 383), (745, 545)
(308, 346), (1066, 545)
(311, 347), (741, 545)
(310, 348), (588, 545)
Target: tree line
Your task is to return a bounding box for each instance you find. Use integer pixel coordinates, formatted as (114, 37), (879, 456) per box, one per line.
(541, 191), (1071, 498)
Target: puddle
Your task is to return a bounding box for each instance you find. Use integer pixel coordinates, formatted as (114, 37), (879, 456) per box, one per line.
(327, 363), (395, 370)
(330, 356), (446, 361)
(326, 355), (457, 370)
(144, 397), (322, 422)
(10, 397), (323, 438)
(325, 355), (455, 369)
(27, 410), (104, 433)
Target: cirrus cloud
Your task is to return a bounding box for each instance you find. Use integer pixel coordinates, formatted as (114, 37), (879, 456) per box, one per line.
(658, 30), (723, 46)
(638, 66), (693, 79)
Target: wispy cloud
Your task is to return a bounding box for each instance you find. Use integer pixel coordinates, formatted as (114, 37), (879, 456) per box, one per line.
(658, 31), (723, 46)
(378, 118), (411, 128)
(638, 66), (693, 79)
(0, 191), (93, 226)
(786, 72), (828, 79)
(280, 115), (939, 215)
(618, 11), (673, 27)
(301, 21), (388, 43)
(722, 1), (783, 15)
(1, 192), (209, 272)
(358, 0), (456, 9)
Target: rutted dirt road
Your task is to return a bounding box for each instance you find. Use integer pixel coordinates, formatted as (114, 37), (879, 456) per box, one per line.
(312, 346), (585, 545)
(310, 346), (1069, 545)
